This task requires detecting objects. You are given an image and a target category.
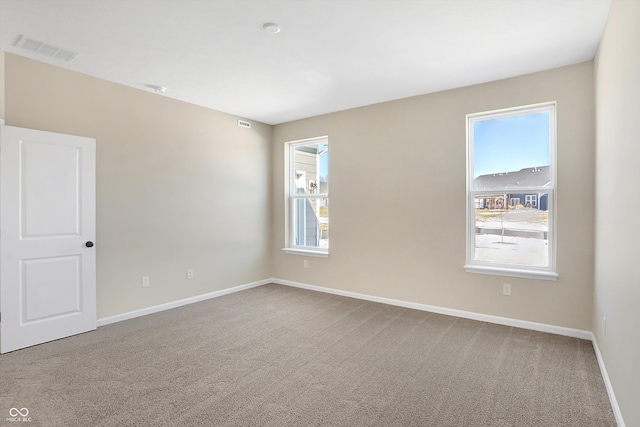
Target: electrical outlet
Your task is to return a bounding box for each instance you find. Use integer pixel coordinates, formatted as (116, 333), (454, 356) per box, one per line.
(303, 260), (308, 268)
(187, 269), (194, 279)
(503, 283), (511, 296)
(141, 276), (150, 288)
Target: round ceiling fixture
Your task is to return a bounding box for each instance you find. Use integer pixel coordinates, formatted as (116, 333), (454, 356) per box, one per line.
(150, 85), (166, 94)
(263, 23), (281, 34)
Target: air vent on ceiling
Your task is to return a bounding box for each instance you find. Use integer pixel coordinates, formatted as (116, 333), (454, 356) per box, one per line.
(13, 34), (78, 63)
(238, 120), (251, 129)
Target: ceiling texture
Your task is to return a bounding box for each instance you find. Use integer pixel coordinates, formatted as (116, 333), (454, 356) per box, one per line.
(0, 0), (612, 125)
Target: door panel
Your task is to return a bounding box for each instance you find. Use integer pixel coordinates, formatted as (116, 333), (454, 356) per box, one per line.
(22, 140), (82, 237)
(1, 125), (96, 354)
(22, 256), (82, 323)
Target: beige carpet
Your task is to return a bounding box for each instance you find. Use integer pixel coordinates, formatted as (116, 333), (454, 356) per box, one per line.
(0, 283), (615, 426)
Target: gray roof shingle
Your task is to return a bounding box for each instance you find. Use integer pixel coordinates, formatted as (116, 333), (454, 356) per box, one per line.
(474, 166), (550, 190)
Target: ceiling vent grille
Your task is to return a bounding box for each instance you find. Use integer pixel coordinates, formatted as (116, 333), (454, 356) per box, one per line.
(13, 34), (78, 63)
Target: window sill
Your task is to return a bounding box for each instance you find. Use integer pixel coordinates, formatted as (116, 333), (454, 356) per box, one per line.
(464, 264), (558, 281)
(282, 248), (329, 258)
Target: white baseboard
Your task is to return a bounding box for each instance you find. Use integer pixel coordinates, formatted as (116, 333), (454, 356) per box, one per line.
(96, 278), (271, 327)
(97, 276), (591, 339)
(270, 278), (592, 339)
(591, 333), (626, 427)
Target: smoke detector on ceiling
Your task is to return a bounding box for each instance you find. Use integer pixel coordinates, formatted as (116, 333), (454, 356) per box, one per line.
(262, 23), (281, 34)
(13, 34), (78, 62)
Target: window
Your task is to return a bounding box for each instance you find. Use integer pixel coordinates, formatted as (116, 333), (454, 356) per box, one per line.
(525, 195), (537, 208)
(465, 103), (557, 280)
(284, 137), (329, 256)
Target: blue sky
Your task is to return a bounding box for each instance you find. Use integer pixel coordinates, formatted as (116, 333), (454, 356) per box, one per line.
(319, 145), (329, 181)
(473, 112), (550, 178)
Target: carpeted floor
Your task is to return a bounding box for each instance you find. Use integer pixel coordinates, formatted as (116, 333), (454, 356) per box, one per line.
(0, 283), (615, 426)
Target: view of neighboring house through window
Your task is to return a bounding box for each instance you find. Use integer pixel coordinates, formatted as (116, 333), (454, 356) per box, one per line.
(465, 102), (557, 280)
(285, 137), (328, 256)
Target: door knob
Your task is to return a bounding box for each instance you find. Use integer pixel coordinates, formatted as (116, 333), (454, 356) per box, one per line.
(85, 241), (94, 248)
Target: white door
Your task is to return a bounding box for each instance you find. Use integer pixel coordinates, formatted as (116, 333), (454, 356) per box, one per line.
(0, 125), (96, 354)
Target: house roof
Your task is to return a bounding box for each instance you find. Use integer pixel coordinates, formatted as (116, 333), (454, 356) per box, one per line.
(473, 166), (550, 191)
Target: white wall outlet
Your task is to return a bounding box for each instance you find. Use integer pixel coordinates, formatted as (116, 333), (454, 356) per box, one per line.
(187, 269), (194, 279)
(142, 276), (150, 288)
(503, 283), (511, 296)
(603, 316), (607, 336)
(303, 260), (308, 268)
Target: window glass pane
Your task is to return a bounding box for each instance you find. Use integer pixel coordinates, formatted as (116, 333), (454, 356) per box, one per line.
(319, 146), (329, 194)
(474, 193), (549, 267)
(293, 197), (328, 249)
(294, 144), (328, 195)
(474, 166), (551, 191)
(473, 112), (550, 190)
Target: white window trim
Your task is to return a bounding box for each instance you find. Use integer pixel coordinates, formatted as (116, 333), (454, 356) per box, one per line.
(283, 136), (329, 257)
(282, 247), (329, 257)
(464, 102), (557, 280)
(464, 264), (558, 281)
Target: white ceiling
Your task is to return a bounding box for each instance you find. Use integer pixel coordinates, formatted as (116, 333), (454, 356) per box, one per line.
(0, 0), (611, 125)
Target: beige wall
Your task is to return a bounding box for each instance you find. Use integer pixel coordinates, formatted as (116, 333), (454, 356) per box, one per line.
(594, 1), (640, 426)
(273, 62), (595, 330)
(4, 53), (272, 319)
(3, 53), (599, 332)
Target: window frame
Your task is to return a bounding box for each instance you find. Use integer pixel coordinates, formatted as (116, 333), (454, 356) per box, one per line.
(283, 136), (329, 257)
(465, 102), (558, 280)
